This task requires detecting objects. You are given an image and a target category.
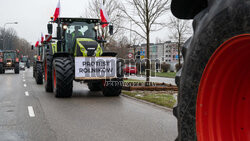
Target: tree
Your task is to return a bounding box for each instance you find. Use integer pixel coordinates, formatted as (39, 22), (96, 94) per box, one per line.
(85, 0), (123, 44)
(120, 0), (169, 82)
(0, 27), (34, 60)
(168, 16), (192, 65)
(106, 36), (130, 59)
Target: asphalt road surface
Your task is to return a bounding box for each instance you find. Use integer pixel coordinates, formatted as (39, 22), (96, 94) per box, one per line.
(0, 68), (177, 141)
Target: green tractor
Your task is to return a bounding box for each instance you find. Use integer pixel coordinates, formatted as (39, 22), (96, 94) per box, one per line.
(32, 44), (45, 84)
(0, 50), (19, 74)
(44, 18), (123, 98)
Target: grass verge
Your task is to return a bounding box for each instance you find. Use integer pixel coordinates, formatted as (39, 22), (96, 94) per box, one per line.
(154, 72), (176, 78)
(139, 72), (176, 78)
(122, 90), (176, 109)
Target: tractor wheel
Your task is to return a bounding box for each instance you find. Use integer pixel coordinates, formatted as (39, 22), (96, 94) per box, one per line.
(33, 63), (36, 78)
(87, 82), (102, 91)
(52, 58), (73, 98)
(14, 63), (19, 74)
(44, 49), (53, 92)
(174, 1), (250, 141)
(0, 63), (3, 74)
(102, 78), (123, 97)
(36, 63), (43, 84)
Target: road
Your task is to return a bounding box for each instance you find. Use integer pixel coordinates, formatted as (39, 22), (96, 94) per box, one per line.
(0, 68), (177, 141)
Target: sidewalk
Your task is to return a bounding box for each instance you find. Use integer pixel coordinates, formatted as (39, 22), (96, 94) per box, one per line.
(127, 75), (176, 85)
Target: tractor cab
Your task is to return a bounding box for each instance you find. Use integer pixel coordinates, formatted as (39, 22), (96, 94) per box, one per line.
(48, 18), (113, 57)
(21, 55), (30, 68)
(36, 45), (45, 61)
(4, 51), (18, 64)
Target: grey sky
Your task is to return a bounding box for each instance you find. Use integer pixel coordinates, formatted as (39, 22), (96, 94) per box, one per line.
(0, 0), (174, 45)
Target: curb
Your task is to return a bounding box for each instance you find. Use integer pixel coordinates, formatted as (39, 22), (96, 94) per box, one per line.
(121, 94), (173, 112)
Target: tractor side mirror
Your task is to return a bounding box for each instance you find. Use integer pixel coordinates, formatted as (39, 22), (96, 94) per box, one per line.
(47, 24), (53, 34)
(109, 25), (113, 35)
(31, 45), (34, 50)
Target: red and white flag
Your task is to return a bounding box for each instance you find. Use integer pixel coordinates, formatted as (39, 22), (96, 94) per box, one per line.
(41, 33), (44, 43)
(53, 0), (61, 21)
(100, 0), (110, 28)
(35, 40), (39, 47)
(45, 34), (52, 42)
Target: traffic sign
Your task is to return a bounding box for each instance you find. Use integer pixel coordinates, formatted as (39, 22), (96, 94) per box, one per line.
(128, 53), (133, 58)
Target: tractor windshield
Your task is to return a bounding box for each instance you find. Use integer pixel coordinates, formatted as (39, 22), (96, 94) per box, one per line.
(4, 52), (15, 59)
(65, 22), (96, 52)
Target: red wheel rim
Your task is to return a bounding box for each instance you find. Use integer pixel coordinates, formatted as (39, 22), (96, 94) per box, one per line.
(53, 68), (56, 89)
(197, 34), (250, 141)
(44, 61), (47, 81)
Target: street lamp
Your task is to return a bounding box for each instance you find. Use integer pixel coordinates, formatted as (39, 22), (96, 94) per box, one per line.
(3, 22), (18, 29)
(2, 22), (18, 50)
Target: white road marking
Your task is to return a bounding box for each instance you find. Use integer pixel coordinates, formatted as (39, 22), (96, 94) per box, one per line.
(28, 106), (35, 117)
(23, 80), (26, 82)
(24, 84), (27, 87)
(25, 91), (29, 96)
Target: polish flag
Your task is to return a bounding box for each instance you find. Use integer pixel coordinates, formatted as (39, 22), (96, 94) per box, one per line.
(41, 33), (44, 43)
(53, 0), (61, 21)
(100, 0), (110, 28)
(35, 40), (39, 47)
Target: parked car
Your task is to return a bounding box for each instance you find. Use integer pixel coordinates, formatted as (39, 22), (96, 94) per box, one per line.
(123, 64), (137, 75)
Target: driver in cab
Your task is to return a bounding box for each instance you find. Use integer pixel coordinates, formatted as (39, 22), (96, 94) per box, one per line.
(72, 26), (83, 39)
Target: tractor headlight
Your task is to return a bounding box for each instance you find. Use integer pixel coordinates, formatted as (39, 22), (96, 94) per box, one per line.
(94, 26), (98, 31)
(7, 62), (12, 65)
(63, 25), (68, 30)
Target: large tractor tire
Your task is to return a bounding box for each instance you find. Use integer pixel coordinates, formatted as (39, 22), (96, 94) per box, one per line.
(0, 63), (3, 74)
(87, 82), (102, 91)
(173, 1), (250, 141)
(36, 63), (43, 84)
(44, 49), (53, 92)
(14, 63), (19, 74)
(102, 78), (123, 97)
(52, 58), (73, 98)
(33, 62), (36, 78)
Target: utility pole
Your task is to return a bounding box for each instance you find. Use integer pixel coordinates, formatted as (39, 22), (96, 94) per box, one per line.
(145, 0), (150, 83)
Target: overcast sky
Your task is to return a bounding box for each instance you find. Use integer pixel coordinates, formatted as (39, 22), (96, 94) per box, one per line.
(0, 0), (173, 45)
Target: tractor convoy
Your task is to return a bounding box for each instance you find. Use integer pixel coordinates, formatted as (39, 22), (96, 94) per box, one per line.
(32, 17), (123, 98)
(1, 0), (248, 140)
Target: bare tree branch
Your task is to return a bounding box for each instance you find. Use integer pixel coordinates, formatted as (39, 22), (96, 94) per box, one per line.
(84, 0), (123, 45)
(120, 0), (170, 82)
(168, 16), (192, 65)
